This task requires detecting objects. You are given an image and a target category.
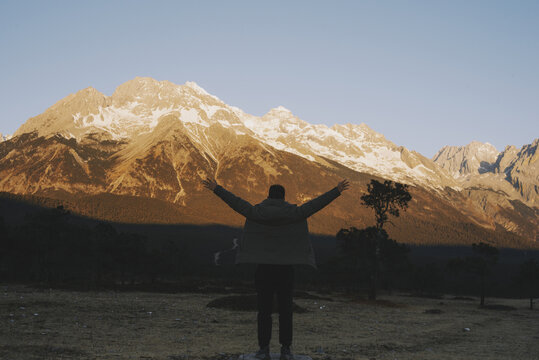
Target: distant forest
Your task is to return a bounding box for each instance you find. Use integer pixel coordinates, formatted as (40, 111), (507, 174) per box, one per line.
(0, 190), (534, 249)
(1, 194), (538, 304)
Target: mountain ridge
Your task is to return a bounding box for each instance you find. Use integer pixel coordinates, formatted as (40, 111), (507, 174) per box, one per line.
(433, 139), (538, 207)
(1, 77), (537, 246)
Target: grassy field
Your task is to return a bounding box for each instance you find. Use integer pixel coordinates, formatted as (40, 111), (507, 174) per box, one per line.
(1, 284), (538, 360)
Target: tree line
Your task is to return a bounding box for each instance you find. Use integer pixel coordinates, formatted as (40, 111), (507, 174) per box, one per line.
(0, 206), (192, 287)
(0, 180), (538, 307)
(323, 179), (539, 308)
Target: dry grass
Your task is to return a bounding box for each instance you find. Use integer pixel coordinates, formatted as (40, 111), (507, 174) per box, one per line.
(1, 284), (538, 360)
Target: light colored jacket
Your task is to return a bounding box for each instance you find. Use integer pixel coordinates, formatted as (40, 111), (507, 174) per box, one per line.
(213, 185), (342, 269)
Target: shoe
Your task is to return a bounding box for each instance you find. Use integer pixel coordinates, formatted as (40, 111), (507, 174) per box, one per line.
(280, 345), (294, 360)
(255, 345), (270, 360)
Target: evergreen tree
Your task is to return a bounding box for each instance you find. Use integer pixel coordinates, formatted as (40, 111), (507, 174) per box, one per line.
(360, 179), (412, 230)
(337, 179), (412, 299)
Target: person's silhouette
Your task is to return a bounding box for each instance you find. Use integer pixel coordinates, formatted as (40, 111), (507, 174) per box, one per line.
(202, 178), (349, 360)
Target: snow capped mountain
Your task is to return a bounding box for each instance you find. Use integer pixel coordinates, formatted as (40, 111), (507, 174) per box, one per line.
(14, 77), (458, 190)
(0, 133), (11, 142)
(15, 77), (238, 141)
(2, 77), (536, 244)
(234, 105), (458, 188)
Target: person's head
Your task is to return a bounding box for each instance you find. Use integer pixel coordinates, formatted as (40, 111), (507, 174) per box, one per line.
(268, 184), (285, 199)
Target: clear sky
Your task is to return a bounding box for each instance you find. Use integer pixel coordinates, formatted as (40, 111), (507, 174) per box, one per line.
(1, 0), (537, 157)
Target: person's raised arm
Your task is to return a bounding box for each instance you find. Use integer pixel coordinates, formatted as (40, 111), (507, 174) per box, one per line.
(295, 179), (350, 219)
(202, 177), (255, 218)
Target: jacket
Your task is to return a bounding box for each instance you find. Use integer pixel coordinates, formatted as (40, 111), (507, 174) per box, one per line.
(213, 185), (342, 269)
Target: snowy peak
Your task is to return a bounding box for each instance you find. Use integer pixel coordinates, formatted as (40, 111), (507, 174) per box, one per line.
(0, 133), (11, 142)
(112, 77), (179, 105)
(13, 77), (235, 140)
(112, 77), (164, 96)
(184, 81), (211, 96)
(266, 105), (293, 116)
(9, 77), (459, 189)
(262, 106), (304, 124)
(241, 107), (456, 188)
(111, 77), (220, 107)
(331, 123), (387, 144)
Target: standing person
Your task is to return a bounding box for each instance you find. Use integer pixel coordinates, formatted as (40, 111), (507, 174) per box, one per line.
(202, 178), (349, 360)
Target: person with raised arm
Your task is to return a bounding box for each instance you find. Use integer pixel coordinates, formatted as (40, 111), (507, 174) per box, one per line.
(202, 178), (350, 360)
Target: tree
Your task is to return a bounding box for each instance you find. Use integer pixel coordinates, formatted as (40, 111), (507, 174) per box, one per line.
(360, 179), (412, 230)
(338, 179), (412, 300)
(518, 258), (539, 310)
(337, 226), (409, 300)
(465, 242), (499, 307)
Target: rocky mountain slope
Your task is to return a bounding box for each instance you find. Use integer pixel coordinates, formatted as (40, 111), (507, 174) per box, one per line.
(14, 77), (458, 190)
(433, 141), (499, 177)
(433, 139), (538, 207)
(1, 77), (537, 246)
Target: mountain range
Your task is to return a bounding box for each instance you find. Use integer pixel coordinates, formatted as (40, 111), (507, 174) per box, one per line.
(0, 77), (537, 247)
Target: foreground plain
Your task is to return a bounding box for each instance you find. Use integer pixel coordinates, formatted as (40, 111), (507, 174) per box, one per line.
(1, 284), (538, 360)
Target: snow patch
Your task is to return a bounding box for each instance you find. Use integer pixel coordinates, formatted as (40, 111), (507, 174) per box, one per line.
(273, 105), (292, 113)
(217, 120), (231, 128)
(185, 81), (210, 96)
(73, 102), (179, 139)
(180, 108), (209, 127)
(202, 104), (225, 118)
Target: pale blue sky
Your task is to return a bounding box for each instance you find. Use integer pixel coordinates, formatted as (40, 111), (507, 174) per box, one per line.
(1, 0), (537, 156)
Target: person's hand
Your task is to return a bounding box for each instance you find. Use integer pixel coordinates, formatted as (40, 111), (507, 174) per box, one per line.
(337, 179), (350, 193)
(202, 177), (218, 191)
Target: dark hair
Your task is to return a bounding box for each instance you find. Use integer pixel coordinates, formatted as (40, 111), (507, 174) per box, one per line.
(268, 184), (285, 199)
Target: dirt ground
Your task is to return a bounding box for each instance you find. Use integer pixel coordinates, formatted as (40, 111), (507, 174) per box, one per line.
(1, 284), (538, 360)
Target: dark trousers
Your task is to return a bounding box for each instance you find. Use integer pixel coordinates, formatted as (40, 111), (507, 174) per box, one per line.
(255, 264), (294, 348)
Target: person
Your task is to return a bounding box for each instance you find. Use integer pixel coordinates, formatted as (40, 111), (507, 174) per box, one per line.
(202, 178), (350, 360)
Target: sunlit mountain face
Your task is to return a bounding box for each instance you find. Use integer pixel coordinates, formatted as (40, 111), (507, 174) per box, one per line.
(1, 77), (537, 247)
